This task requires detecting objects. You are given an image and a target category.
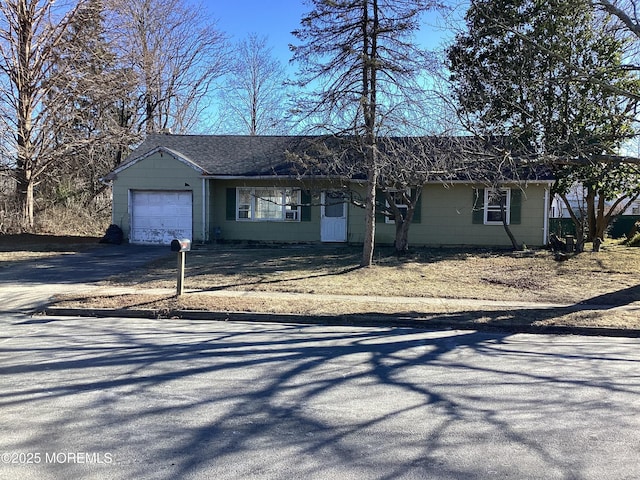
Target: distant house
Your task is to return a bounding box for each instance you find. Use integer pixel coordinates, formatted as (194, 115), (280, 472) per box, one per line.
(622, 199), (640, 216)
(550, 185), (640, 218)
(550, 190), (586, 219)
(103, 134), (554, 247)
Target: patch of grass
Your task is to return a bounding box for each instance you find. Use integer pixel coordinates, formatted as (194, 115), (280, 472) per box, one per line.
(627, 233), (640, 247)
(8, 237), (637, 331)
(54, 291), (640, 331)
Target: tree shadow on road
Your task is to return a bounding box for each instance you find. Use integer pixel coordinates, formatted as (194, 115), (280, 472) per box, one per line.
(1, 317), (639, 479)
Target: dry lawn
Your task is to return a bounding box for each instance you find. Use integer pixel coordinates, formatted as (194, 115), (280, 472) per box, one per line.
(102, 243), (639, 304)
(52, 242), (640, 332)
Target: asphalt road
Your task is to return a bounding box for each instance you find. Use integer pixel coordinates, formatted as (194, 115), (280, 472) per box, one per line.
(0, 315), (639, 480)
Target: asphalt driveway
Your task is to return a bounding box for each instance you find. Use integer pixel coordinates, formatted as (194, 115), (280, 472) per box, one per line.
(0, 244), (170, 313)
(0, 244), (170, 284)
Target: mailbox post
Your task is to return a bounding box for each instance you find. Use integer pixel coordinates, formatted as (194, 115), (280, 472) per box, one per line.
(170, 238), (191, 296)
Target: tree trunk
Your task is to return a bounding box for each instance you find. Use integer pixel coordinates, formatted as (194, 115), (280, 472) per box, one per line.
(595, 193), (607, 240)
(600, 191), (640, 241)
(586, 186), (597, 241)
(361, 165), (377, 267)
(16, 170), (35, 231)
(559, 192), (585, 253)
(575, 230), (585, 253)
(15, 0), (35, 231)
(392, 188), (419, 254)
(395, 219), (410, 253)
(359, 0), (379, 267)
(500, 200), (520, 250)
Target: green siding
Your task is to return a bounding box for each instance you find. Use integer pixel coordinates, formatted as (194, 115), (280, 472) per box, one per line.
(226, 188), (236, 221)
(375, 189), (385, 223)
(301, 190), (312, 222)
(375, 189), (421, 223)
(472, 188), (484, 224)
(351, 183), (549, 247)
(111, 152), (206, 243)
(412, 189), (422, 223)
(511, 189), (522, 225)
(210, 180), (322, 243)
(113, 155), (551, 247)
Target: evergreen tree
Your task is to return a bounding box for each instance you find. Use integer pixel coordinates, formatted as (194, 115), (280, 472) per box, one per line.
(44, 0), (138, 209)
(448, 0), (640, 248)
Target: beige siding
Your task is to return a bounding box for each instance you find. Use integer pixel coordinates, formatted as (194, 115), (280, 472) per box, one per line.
(111, 152), (206, 242)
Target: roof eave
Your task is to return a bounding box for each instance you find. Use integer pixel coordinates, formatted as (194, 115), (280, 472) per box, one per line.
(105, 146), (208, 179)
(203, 174), (356, 181)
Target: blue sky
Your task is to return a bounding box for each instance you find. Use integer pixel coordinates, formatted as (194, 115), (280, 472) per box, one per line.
(206, 1), (455, 65)
(200, 1), (459, 133)
(206, 1), (308, 64)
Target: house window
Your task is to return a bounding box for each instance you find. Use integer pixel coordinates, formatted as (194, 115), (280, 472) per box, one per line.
(385, 189), (410, 224)
(237, 188), (301, 222)
(238, 190), (252, 219)
(484, 188), (511, 225)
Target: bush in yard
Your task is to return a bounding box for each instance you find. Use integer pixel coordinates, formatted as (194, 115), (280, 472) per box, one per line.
(627, 233), (640, 247)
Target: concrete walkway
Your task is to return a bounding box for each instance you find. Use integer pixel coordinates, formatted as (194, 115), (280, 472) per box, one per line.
(0, 279), (615, 316)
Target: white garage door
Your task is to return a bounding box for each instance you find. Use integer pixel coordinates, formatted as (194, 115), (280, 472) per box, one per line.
(130, 191), (192, 245)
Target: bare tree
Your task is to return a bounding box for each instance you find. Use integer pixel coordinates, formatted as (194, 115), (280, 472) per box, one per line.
(375, 137), (459, 252)
(596, 1), (640, 43)
(216, 33), (290, 135)
(105, 0), (228, 134)
(291, 0), (441, 266)
(0, 0), (88, 230)
(592, 2), (640, 104)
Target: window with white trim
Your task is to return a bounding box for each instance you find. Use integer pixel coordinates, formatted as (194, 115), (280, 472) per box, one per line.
(238, 189), (252, 219)
(485, 188), (511, 225)
(237, 187), (301, 221)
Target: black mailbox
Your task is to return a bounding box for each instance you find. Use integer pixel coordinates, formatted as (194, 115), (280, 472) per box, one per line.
(170, 238), (191, 252)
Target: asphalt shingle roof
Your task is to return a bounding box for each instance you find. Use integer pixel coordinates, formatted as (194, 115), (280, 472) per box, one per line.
(117, 133), (554, 182)
(124, 134), (316, 176)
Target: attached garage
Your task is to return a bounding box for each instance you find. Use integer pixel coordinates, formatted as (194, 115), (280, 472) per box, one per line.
(130, 190), (193, 245)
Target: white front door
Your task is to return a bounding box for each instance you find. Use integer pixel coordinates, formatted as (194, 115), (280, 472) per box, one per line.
(321, 191), (347, 242)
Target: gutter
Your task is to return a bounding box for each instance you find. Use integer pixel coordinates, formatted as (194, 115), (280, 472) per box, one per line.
(543, 186), (550, 245)
(202, 174), (350, 181)
(202, 178), (207, 243)
(202, 175), (555, 185)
